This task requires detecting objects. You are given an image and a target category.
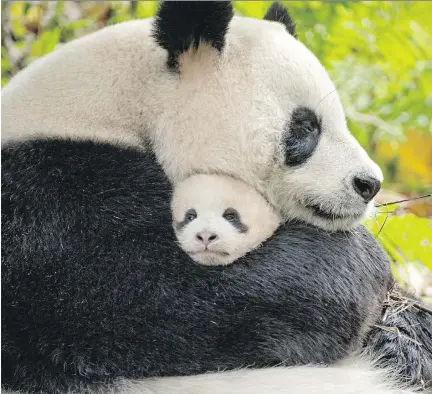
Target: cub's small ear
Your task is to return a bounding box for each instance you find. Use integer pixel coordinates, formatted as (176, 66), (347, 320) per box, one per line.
(153, 1), (234, 71)
(264, 2), (296, 38)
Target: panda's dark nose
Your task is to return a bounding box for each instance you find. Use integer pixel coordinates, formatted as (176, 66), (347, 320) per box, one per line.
(353, 176), (381, 203)
(196, 231), (218, 246)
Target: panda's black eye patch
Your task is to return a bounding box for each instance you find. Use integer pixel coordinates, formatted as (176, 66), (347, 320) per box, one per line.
(185, 208), (197, 222)
(222, 208), (248, 233)
(175, 208), (197, 231)
(222, 208), (239, 222)
(283, 107), (322, 166)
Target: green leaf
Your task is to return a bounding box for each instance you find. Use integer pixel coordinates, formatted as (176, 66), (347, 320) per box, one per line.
(365, 214), (432, 271)
(31, 27), (61, 57)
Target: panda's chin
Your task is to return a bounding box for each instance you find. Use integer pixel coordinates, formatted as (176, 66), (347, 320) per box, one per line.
(305, 203), (373, 232)
(283, 200), (374, 232)
(190, 251), (234, 266)
(306, 203), (363, 221)
(309, 209), (365, 232)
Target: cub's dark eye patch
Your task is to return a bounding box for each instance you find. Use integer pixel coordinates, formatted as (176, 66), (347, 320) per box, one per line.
(283, 107), (322, 166)
(222, 207), (239, 222)
(185, 208), (197, 222)
(175, 208), (197, 231)
(222, 208), (248, 233)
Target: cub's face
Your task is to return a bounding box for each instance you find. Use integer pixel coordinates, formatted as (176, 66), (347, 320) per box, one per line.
(153, 2), (383, 232)
(171, 175), (280, 266)
(173, 205), (250, 266)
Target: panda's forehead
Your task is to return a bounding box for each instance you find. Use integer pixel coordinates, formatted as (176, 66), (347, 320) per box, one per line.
(225, 18), (335, 89)
(170, 16), (345, 126)
(222, 16), (345, 127)
(174, 177), (254, 219)
(184, 194), (239, 215)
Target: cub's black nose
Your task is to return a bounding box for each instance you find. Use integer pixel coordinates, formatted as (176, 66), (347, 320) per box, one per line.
(196, 231), (218, 246)
(353, 176), (381, 203)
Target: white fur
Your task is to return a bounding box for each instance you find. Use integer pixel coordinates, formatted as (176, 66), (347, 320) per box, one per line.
(171, 174), (280, 265)
(1, 358), (415, 394)
(1, 15), (383, 231)
(117, 359), (415, 394)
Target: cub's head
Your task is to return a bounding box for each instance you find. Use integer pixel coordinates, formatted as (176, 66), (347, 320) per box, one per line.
(153, 2), (383, 232)
(171, 174), (280, 266)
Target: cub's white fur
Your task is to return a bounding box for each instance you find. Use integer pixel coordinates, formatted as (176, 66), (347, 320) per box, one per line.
(2, 15), (382, 232)
(171, 174), (280, 266)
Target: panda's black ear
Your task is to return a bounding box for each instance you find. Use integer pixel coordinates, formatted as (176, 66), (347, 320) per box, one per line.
(264, 2), (296, 38)
(153, 1), (234, 71)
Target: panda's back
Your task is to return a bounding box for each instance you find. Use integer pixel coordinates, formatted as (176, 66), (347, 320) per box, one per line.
(1, 19), (169, 147)
(1, 138), (392, 393)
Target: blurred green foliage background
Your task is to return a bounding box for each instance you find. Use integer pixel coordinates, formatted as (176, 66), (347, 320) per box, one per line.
(1, 1), (431, 297)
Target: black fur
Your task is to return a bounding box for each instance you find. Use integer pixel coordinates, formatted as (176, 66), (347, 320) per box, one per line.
(284, 106), (322, 166)
(222, 207), (248, 233)
(153, 1), (233, 70)
(264, 2), (296, 37)
(365, 286), (432, 390)
(2, 139), (392, 393)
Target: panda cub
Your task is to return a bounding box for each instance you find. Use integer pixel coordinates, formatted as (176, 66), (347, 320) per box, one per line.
(171, 174), (281, 266)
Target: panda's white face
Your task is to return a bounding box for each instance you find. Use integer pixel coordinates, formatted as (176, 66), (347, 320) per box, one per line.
(171, 174), (280, 266)
(154, 11), (383, 232)
(268, 121), (383, 231)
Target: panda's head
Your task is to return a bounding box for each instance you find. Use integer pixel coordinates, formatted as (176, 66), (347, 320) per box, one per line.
(171, 174), (280, 266)
(153, 1), (383, 232)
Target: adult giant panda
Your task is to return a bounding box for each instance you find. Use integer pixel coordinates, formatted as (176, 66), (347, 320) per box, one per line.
(2, 2), (431, 394)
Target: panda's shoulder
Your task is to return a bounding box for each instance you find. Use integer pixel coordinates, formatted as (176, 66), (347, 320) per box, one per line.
(2, 17), (158, 93)
(2, 138), (171, 218)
